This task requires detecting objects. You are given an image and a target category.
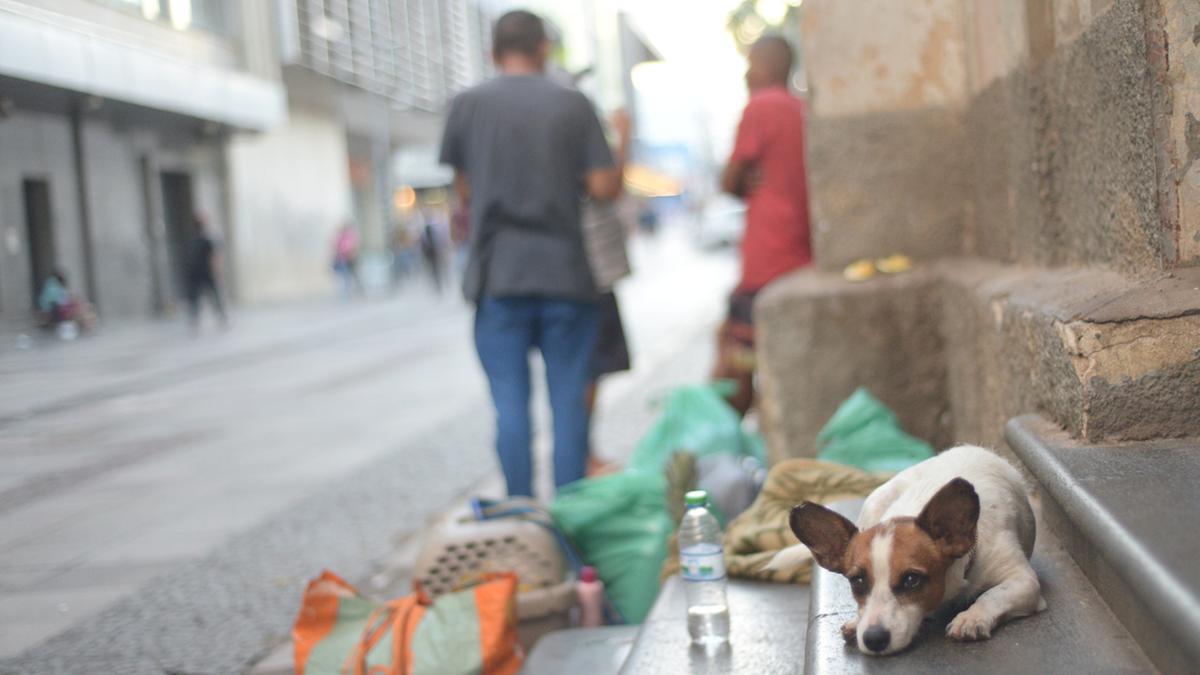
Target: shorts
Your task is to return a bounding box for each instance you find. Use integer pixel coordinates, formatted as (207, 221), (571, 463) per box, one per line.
(589, 291), (631, 379)
(721, 290), (758, 373)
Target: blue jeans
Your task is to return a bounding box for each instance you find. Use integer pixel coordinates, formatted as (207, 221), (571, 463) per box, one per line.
(475, 296), (598, 497)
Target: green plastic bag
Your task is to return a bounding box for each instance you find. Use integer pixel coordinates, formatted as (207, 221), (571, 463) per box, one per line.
(627, 383), (765, 474)
(816, 388), (934, 473)
(550, 384), (765, 623)
(549, 472), (673, 623)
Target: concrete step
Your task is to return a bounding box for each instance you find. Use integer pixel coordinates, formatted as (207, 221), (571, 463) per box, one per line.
(757, 260), (1200, 464)
(619, 576), (810, 674)
(805, 499), (1154, 674)
(1007, 414), (1200, 675)
(520, 625), (639, 675)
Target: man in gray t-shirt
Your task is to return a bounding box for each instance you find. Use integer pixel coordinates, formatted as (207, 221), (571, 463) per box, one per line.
(439, 9), (627, 497)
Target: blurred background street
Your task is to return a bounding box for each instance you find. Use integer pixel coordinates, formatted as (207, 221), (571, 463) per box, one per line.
(0, 225), (735, 670)
(0, 0), (789, 669)
(0, 0), (772, 667)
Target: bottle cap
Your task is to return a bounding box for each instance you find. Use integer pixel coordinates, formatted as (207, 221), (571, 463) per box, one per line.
(580, 566), (598, 583)
(684, 490), (708, 507)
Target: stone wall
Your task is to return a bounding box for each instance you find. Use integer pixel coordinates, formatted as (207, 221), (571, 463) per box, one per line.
(801, 0), (972, 271)
(807, 107), (969, 270)
(759, 0), (1200, 463)
(758, 262), (1200, 461)
(1163, 0), (1200, 264)
(965, 0), (1168, 274)
(800, 0), (1196, 275)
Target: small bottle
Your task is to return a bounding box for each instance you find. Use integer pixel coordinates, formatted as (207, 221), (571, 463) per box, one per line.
(576, 566), (605, 628)
(679, 490), (730, 645)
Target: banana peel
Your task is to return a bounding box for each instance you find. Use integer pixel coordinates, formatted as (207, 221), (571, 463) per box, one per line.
(876, 254), (913, 274)
(842, 259), (876, 281)
(843, 254), (913, 282)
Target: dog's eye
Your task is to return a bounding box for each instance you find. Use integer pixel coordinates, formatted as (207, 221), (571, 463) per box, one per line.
(900, 573), (925, 591)
(848, 574), (868, 595)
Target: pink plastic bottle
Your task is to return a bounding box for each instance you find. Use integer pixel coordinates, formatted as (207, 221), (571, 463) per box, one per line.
(576, 566), (605, 628)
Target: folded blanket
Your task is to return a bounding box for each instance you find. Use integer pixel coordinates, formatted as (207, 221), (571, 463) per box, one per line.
(662, 458), (887, 584)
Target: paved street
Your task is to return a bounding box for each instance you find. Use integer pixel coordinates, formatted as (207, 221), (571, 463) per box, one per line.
(0, 226), (735, 674)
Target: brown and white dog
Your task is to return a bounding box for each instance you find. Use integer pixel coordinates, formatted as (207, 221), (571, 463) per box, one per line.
(770, 445), (1045, 655)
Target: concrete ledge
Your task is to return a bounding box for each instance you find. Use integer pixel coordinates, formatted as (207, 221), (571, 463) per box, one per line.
(618, 576), (809, 675)
(757, 267), (948, 465)
(521, 625), (638, 675)
(942, 261), (1200, 443)
(1006, 414), (1200, 675)
(756, 259), (1200, 464)
(805, 500), (1153, 674)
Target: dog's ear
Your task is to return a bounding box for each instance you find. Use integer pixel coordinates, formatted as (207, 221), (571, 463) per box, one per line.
(916, 478), (980, 559)
(789, 502), (858, 574)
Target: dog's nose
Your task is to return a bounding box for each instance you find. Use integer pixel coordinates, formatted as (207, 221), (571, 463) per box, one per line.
(862, 625), (891, 653)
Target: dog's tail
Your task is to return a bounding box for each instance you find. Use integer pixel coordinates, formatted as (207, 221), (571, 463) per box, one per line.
(765, 543), (813, 571)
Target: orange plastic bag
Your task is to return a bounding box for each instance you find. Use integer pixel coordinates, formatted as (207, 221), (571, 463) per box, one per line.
(293, 570), (522, 675)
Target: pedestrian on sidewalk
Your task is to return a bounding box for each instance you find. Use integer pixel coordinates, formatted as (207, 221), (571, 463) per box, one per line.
(715, 35), (812, 416)
(185, 214), (229, 332)
(419, 209), (446, 293)
(580, 111), (634, 477)
(546, 59), (635, 476)
(388, 223), (417, 291)
(331, 223), (363, 299)
(439, 9), (626, 498)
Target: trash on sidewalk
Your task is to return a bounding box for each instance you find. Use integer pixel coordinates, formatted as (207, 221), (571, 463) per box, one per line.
(875, 253), (913, 274)
(842, 253), (913, 281)
(695, 452), (762, 524)
(549, 471), (673, 624)
(292, 570), (522, 675)
(412, 498), (580, 651)
(626, 382), (765, 474)
(663, 449), (763, 528)
(842, 258), (877, 282)
(550, 383), (767, 624)
(815, 387), (934, 473)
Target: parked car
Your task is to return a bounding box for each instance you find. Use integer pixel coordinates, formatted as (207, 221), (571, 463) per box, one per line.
(693, 196), (745, 249)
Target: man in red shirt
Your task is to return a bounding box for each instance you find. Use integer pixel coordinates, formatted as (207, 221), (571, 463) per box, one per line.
(715, 35), (812, 416)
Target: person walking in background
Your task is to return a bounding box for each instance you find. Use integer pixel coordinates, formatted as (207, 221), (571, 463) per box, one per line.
(185, 214), (228, 332)
(388, 223), (417, 291)
(439, 9), (625, 498)
(419, 209), (445, 293)
(715, 35), (812, 416)
(331, 223), (362, 299)
(545, 54), (635, 477)
(450, 204), (470, 276)
(581, 109), (633, 476)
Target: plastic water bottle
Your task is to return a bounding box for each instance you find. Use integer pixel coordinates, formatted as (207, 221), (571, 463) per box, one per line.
(679, 489), (730, 645)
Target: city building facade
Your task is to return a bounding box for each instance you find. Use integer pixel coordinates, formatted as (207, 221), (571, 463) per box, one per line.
(0, 0), (491, 328)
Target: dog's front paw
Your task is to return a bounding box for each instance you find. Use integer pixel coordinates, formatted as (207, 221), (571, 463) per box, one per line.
(841, 618), (858, 643)
(946, 608), (994, 641)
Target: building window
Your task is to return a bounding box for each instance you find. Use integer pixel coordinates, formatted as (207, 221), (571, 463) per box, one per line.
(97, 0), (228, 36)
(103, 0), (158, 19)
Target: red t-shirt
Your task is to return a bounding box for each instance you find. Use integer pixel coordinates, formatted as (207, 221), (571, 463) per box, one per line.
(730, 87), (812, 292)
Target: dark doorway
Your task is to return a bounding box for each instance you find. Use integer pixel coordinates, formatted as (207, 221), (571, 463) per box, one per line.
(159, 171), (195, 299)
(22, 179), (56, 309)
